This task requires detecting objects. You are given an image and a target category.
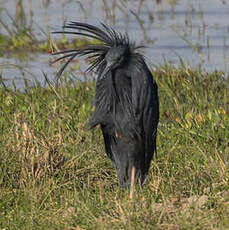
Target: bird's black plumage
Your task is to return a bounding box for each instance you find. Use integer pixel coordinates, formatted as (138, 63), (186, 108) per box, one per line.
(53, 22), (159, 187)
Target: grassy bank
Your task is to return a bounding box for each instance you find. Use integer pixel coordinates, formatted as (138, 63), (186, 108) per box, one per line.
(0, 65), (228, 229)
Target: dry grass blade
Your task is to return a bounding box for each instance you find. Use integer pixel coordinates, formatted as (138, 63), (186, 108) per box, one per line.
(130, 166), (135, 199)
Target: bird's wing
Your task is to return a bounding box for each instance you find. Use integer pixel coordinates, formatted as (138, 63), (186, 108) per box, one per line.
(131, 57), (159, 168)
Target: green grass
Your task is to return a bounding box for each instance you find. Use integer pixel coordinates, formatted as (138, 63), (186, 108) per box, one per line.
(0, 64), (228, 229)
(0, 29), (95, 58)
(0, 4), (95, 57)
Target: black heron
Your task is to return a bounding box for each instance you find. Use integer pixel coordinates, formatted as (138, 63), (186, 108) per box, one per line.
(53, 22), (159, 188)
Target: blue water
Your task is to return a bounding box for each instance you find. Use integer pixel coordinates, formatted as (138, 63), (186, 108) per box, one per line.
(0, 0), (229, 89)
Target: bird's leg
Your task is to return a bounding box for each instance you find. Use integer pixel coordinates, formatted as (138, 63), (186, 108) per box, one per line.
(115, 129), (119, 138)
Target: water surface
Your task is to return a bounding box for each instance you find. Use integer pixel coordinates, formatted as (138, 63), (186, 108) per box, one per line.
(1, 0), (228, 89)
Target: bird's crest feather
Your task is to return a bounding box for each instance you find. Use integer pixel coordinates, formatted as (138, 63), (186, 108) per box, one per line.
(53, 22), (142, 78)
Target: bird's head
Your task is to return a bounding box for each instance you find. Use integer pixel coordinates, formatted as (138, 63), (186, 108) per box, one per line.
(101, 45), (129, 78)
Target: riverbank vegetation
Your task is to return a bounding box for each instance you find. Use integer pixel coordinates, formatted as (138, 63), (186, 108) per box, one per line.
(0, 64), (228, 229)
(0, 0), (229, 229)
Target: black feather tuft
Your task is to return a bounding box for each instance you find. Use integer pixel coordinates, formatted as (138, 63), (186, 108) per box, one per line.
(53, 22), (140, 78)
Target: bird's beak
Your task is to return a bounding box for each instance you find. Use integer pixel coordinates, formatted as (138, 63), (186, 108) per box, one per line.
(101, 62), (113, 79)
